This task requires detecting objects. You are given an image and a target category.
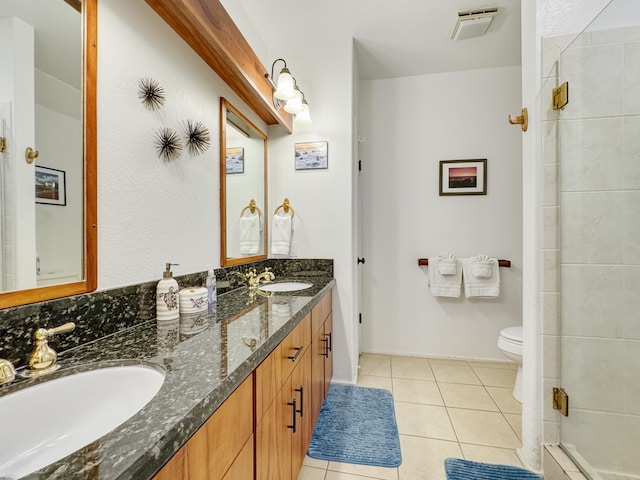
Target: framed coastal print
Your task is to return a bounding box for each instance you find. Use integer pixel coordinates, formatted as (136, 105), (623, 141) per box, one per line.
(35, 166), (67, 205)
(439, 159), (487, 196)
(295, 141), (328, 170)
(226, 147), (244, 174)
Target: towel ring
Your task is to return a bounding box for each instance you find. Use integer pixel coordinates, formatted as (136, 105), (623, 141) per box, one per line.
(274, 198), (294, 218)
(240, 199), (262, 217)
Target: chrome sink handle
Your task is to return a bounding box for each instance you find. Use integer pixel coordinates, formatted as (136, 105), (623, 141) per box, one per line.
(0, 358), (16, 385)
(25, 322), (75, 376)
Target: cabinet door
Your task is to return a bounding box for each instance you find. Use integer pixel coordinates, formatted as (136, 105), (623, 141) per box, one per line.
(290, 349), (312, 478)
(153, 376), (253, 480)
(310, 326), (326, 425)
(222, 435), (254, 480)
(256, 376), (293, 480)
(323, 314), (333, 397)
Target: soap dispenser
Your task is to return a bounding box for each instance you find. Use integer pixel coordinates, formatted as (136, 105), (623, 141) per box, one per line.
(156, 263), (180, 321)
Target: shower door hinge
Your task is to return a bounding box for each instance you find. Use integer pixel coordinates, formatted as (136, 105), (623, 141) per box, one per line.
(553, 387), (569, 416)
(552, 82), (569, 110)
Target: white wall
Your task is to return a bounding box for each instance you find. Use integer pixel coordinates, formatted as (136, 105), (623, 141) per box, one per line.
(93, 0), (358, 386)
(358, 66), (523, 360)
(97, 0), (267, 288)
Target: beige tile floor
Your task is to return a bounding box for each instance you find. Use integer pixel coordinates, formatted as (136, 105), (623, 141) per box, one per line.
(297, 354), (522, 480)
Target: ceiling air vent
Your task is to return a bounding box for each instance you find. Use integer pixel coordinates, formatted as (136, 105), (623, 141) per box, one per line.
(451, 7), (498, 41)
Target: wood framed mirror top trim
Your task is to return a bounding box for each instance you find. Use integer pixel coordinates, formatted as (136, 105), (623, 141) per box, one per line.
(220, 98), (268, 267)
(0, 0), (97, 309)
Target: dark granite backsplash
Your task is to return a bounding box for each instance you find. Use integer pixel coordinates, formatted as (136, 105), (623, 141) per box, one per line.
(0, 259), (332, 368)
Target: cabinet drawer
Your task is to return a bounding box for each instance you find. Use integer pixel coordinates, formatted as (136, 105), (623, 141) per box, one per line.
(279, 313), (310, 382)
(311, 290), (332, 337)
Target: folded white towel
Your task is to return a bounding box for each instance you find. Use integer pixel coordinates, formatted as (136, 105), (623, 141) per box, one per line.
(271, 214), (293, 255)
(239, 214), (261, 255)
(428, 256), (462, 297)
(462, 257), (500, 298)
(438, 252), (458, 275)
(472, 255), (493, 278)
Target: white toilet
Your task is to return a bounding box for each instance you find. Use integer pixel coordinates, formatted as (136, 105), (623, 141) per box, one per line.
(497, 326), (523, 403)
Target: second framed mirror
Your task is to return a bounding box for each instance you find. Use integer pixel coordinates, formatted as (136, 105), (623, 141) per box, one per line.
(220, 98), (268, 266)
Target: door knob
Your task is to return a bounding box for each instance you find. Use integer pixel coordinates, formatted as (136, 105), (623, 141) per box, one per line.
(357, 258), (366, 264)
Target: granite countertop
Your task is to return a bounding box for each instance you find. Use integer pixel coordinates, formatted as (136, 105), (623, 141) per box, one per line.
(2, 277), (335, 480)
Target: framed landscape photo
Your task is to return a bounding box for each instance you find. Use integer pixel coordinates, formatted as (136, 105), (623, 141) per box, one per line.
(295, 141), (328, 170)
(35, 166), (66, 205)
(439, 159), (487, 196)
(226, 147), (244, 174)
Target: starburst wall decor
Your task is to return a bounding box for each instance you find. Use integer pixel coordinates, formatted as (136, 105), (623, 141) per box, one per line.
(138, 77), (166, 111)
(154, 127), (183, 162)
(184, 120), (210, 156)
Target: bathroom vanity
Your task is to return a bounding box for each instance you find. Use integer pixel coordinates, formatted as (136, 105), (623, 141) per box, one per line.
(0, 273), (334, 480)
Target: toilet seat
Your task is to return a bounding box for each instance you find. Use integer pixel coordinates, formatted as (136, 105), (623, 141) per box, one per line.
(498, 326), (523, 356)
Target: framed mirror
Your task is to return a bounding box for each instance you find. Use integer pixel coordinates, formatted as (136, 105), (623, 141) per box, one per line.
(220, 98), (268, 266)
(0, 0), (97, 308)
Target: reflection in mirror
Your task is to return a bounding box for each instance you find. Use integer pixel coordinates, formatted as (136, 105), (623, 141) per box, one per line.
(220, 98), (267, 266)
(0, 0), (96, 308)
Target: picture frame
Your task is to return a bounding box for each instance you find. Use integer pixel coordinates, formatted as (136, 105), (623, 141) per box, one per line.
(295, 141), (328, 170)
(35, 166), (67, 206)
(226, 147), (244, 174)
(439, 159), (487, 196)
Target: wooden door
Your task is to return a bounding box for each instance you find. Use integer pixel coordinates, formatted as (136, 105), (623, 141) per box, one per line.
(324, 314), (333, 397)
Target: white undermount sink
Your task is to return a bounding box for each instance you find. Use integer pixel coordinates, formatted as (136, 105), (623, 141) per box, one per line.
(259, 281), (313, 292)
(0, 364), (165, 479)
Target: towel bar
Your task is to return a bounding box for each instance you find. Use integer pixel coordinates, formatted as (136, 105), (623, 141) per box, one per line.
(417, 258), (511, 268)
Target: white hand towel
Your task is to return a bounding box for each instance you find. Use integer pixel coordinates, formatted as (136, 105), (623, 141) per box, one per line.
(239, 214), (261, 255)
(471, 255), (493, 278)
(438, 252), (458, 275)
(271, 214), (293, 255)
(462, 257), (500, 298)
(427, 257), (462, 297)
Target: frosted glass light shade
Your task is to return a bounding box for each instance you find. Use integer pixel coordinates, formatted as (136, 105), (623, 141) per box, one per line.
(294, 100), (312, 125)
(284, 87), (303, 114)
(274, 67), (295, 100)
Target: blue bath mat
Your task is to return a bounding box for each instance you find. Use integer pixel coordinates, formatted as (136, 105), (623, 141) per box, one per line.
(445, 458), (542, 480)
(307, 384), (401, 467)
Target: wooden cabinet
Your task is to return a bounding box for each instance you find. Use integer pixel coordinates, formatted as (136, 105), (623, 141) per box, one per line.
(255, 313), (312, 480)
(311, 290), (333, 420)
(155, 288), (333, 480)
(153, 375), (254, 480)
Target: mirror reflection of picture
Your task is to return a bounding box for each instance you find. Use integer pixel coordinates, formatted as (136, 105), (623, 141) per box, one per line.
(295, 141), (328, 170)
(439, 159), (487, 196)
(35, 166), (67, 206)
(226, 147), (244, 174)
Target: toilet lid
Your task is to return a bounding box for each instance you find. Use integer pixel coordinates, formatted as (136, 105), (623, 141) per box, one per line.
(501, 326), (523, 343)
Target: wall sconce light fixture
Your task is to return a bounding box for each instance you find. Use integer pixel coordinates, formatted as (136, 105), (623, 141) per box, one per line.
(266, 58), (312, 126)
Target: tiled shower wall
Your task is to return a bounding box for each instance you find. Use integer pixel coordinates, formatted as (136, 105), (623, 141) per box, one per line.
(542, 25), (640, 477)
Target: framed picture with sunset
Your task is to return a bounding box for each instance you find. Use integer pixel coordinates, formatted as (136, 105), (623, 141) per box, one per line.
(439, 159), (487, 196)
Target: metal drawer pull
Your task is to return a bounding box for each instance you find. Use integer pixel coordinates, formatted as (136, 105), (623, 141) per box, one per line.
(287, 399), (297, 432)
(326, 332), (332, 352)
(321, 338), (329, 358)
(288, 346), (303, 362)
(295, 386), (304, 417)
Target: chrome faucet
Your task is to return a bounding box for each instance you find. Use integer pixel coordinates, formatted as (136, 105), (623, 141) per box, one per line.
(233, 268), (275, 288)
(23, 322), (75, 377)
(0, 358), (16, 385)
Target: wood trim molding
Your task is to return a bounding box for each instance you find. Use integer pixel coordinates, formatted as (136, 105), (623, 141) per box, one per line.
(145, 0), (293, 133)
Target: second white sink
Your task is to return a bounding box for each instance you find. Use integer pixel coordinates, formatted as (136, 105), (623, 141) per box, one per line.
(259, 282), (313, 292)
(0, 363), (164, 479)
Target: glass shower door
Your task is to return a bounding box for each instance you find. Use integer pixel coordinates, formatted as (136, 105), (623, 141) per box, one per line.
(556, 1), (640, 478)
